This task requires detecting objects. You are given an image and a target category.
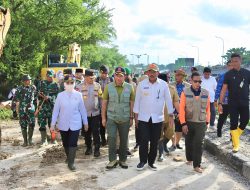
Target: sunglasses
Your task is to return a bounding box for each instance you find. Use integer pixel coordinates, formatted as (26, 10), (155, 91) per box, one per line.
(193, 80), (202, 84)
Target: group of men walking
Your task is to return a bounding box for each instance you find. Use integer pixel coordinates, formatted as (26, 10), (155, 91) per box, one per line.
(12, 52), (250, 173)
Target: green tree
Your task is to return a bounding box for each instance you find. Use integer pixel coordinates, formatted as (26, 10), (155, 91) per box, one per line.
(0, 0), (117, 99)
(223, 47), (250, 64)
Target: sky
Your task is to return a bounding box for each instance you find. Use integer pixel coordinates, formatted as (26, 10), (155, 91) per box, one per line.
(100, 0), (250, 66)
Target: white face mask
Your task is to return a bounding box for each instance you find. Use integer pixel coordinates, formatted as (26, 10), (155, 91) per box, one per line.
(64, 82), (75, 92)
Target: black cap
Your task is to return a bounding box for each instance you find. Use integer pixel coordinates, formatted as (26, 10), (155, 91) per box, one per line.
(64, 74), (75, 82)
(75, 68), (83, 73)
(22, 74), (31, 81)
(100, 65), (109, 73)
(85, 69), (95, 77)
(203, 67), (211, 73)
(63, 68), (72, 75)
(191, 66), (198, 72)
(115, 66), (125, 76)
(158, 73), (168, 82)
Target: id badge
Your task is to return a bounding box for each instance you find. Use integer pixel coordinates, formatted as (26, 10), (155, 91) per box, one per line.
(239, 79), (244, 88)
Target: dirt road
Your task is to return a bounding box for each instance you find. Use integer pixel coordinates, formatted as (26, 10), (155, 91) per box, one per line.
(0, 120), (249, 190)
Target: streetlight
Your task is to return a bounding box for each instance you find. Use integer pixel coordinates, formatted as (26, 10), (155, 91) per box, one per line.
(192, 45), (199, 66)
(215, 36), (224, 65)
(130, 53), (148, 65)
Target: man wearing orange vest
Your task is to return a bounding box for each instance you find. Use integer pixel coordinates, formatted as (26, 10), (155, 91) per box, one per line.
(179, 72), (210, 173)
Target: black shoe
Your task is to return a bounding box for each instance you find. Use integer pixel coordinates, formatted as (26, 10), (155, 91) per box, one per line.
(85, 147), (92, 155)
(94, 149), (100, 157)
(127, 150), (132, 156)
(134, 144), (139, 150)
(176, 144), (183, 149)
(148, 164), (157, 171)
(101, 139), (107, 147)
(217, 130), (222, 137)
(136, 162), (146, 171)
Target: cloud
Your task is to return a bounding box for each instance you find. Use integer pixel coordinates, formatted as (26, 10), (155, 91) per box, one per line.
(196, 2), (250, 27)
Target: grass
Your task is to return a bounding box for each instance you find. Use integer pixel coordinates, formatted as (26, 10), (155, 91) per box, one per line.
(0, 108), (12, 120)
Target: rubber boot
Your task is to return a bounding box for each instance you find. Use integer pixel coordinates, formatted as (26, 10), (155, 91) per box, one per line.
(68, 147), (77, 171)
(64, 147), (69, 163)
(28, 127), (34, 146)
(237, 127), (244, 136)
(230, 130), (239, 153)
(40, 131), (48, 146)
(21, 128), (28, 147)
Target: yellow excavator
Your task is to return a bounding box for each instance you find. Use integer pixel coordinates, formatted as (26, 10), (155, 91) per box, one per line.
(0, 6), (11, 57)
(40, 42), (85, 81)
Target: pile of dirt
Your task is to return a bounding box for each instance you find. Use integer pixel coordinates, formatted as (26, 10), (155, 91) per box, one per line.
(40, 145), (66, 166)
(0, 151), (12, 160)
(12, 139), (22, 146)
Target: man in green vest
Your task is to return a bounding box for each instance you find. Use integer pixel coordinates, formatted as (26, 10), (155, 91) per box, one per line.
(102, 66), (135, 169)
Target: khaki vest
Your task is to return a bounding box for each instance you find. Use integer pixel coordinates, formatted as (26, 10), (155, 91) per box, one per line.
(184, 87), (209, 123)
(81, 82), (100, 114)
(107, 82), (132, 123)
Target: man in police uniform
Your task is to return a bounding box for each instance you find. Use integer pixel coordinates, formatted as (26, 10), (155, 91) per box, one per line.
(37, 70), (59, 145)
(102, 66), (135, 169)
(14, 74), (36, 146)
(96, 65), (113, 146)
(75, 68), (84, 89)
(78, 69), (102, 157)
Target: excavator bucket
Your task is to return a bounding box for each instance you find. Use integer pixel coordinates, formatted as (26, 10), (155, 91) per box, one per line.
(0, 7), (11, 57)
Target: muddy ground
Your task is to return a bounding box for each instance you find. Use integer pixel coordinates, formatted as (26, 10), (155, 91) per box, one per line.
(0, 120), (250, 190)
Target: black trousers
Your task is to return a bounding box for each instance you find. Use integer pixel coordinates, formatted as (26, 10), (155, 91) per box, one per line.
(84, 115), (101, 148)
(210, 102), (216, 126)
(229, 105), (249, 130)
(135, 127), (140, 145)
(100, 119), (106, 143)
(185, 122), (206, 168)
(217, 104), (229, 133)
(60, 129), (80, 147)
(138, 118), (162, 165)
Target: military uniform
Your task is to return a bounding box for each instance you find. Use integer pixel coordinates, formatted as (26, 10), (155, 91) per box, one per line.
(14, 75), (36, 146)
(78, 69), (102, 157)
(37, 70), (59, 145)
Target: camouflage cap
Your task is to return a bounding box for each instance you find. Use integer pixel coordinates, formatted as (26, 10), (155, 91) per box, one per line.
(46, 70), (54, 77)
(124, 67), (132, 75)
(22, 74), (31, 81)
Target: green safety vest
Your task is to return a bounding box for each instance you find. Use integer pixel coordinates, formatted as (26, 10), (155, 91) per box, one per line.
(107, 82), (132, 123)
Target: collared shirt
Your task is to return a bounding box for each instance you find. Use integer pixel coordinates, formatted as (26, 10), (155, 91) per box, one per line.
(201, 76), (217, 102)
(133, 78), (174, 123)
(51, 90), (88, 131)
(103, 81), (135, 101)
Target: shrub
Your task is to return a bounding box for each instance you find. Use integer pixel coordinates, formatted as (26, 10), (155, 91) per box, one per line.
(0, 108), (12, 120)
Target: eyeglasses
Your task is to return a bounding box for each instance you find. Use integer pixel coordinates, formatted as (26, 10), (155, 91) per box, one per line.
(193, 80), (202, 84)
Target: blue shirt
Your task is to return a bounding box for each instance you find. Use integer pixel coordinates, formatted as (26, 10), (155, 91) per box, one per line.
(215, 73), (228, 104)
(51, 90), (88, 131)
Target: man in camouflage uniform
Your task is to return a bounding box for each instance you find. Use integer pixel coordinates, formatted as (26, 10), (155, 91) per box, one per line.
(37, 70), (59, 145)
(14, 75), (36, 147)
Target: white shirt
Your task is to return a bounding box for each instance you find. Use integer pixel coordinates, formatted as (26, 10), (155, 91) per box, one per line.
(201, 76), (217, 102)
(8, 88), (16, 100)
(133, 78), (174, 123)
(51, 90), (88, 131)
